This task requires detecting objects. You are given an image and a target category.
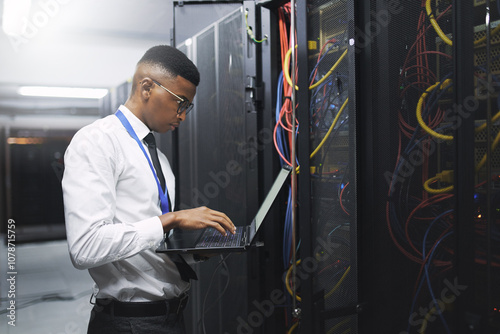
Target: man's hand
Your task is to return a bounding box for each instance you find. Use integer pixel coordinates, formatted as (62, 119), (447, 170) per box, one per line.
(159, 206), (236, 236)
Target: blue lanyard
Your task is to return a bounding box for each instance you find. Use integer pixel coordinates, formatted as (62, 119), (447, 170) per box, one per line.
(115, 110), (170, 214)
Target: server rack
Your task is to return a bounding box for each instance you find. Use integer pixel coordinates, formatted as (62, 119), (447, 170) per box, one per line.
(261, 0), (500, 333)
(357, 1), (500, 333)
(171, 3), (268, 333)
(167, 0), (500, 333)
(250, 0), (359, 332)
(294, 0), (358, 332)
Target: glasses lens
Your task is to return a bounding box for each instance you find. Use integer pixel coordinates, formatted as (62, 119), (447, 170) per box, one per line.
(177, 101), (193, 115)
(185, 103), (194, 115)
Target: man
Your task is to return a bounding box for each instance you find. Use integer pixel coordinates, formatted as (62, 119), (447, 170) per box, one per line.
(62, 45), (235, 333)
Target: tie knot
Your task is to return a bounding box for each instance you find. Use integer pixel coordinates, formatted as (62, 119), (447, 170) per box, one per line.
(144, 133), (156, 148)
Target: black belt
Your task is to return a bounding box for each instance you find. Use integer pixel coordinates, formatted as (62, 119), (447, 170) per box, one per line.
(94, 293), (189, 317)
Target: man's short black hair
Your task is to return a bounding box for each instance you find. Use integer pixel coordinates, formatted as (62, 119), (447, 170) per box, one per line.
(138, 45), (200, 86)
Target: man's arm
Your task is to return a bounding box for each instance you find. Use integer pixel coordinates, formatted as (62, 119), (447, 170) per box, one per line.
(62, 127), (163, 270)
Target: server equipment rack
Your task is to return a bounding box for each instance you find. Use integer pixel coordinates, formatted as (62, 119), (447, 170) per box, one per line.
(168, 0), (500, 333)
(170, 3), (269, 333)
(357, 1), (500, 333)
(260, 0), (500, 333)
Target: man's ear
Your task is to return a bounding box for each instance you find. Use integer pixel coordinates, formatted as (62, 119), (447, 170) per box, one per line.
(140, 78), (154, 100)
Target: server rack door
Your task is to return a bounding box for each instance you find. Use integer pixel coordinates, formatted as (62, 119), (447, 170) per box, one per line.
(273, 0), (359, 332)
(173, 5), (260, 333)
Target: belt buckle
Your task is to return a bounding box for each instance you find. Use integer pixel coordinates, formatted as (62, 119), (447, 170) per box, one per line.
(176, 293), (189, 315)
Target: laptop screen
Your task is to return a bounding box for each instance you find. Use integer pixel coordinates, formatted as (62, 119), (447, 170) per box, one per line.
(251, 166), (291, 235)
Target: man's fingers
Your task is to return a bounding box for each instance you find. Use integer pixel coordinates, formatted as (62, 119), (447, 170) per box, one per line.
(174, 206), (235, 235)
(209, 211), (236, 234)
(204, 220), (228, 236)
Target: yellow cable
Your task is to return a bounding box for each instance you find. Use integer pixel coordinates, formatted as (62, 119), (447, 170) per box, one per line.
(423, 176), (453, 194)
(285, 260), (302, 302)
(284, 45), (299, 91)
(475, 111), (500, 133)
(309, 49), (348, 90)
(476, 126), (500, 171)
(244, 11), (267, 43)
(416, 79), (453, 141)
(426, 0), (500, 47)
(425, 128), (500, 192)
(324, 265), (351, 299)
(283, 45), (349, 174)
(287, 322), (299, 334)
(295, 98), (349, 174)
(326, 318), (350, 334)
(284, 47), (348, 91)
(474, 24), (500, 46)
(286, 260), (351, 304)
(426, 0), (452, 46)
(422, 107), (500, 192)
(310, 98), (349, 159)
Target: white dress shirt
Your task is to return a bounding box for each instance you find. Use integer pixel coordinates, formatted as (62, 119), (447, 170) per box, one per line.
(62, 105), (189, 301)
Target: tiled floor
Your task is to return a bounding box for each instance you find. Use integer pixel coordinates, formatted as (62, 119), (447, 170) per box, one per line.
(0, 238), (94, 334)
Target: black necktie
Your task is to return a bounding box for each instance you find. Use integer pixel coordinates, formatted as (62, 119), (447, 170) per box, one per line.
(143, 133), (198, 282)
(171, 252), (198, 282)
(143, 133), (166, 193)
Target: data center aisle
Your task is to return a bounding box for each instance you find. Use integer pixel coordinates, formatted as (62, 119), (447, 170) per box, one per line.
(0, 239), (94, 334)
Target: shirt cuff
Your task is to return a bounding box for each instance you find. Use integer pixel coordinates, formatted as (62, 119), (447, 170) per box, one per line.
(137, 216), (165, 248)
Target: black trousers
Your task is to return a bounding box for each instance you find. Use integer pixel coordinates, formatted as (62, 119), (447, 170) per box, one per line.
(87, 299), (187, 334)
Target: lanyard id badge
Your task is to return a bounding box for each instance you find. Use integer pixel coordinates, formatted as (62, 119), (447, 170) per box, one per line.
(115, 110), (170, 214)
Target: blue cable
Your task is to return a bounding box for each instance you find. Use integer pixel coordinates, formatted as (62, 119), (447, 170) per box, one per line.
(406, 209), (453, 334)
(308, 42), (343, 83)
(423, 210), (453, 259)
(283, 186), (293, 268)
(275, 72), (300, 167)
(310, 80), (341, 132)
(406, 271), (428, 333)
(423, 229), (454, 334)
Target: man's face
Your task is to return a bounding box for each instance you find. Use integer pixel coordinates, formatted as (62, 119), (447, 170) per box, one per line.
(143, 75), (196, 133)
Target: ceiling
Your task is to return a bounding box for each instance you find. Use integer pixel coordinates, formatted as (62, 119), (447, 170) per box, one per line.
(0, 0), (174, 117)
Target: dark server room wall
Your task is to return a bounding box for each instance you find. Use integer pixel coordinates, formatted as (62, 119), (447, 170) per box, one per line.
(358, 1), (500, 333)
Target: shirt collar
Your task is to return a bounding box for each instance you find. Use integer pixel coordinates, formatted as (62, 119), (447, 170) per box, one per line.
(118, 105), (152, 140)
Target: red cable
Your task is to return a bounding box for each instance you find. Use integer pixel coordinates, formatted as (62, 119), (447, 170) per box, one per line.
(339, 182), (350, 216)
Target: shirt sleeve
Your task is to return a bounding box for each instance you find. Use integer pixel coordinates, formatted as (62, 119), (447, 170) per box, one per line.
(62, 126), (164, 270)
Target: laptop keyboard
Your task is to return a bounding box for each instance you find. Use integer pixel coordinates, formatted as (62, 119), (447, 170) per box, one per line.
(195, 226), (244, 248)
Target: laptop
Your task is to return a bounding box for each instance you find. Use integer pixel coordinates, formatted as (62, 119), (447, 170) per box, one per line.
(156, 165), (291, 254)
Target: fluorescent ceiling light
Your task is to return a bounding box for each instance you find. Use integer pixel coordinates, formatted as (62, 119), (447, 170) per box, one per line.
(18, 86), (109, 99)
(2, 0), (32, 36)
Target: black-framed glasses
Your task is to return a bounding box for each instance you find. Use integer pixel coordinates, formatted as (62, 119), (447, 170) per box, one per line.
(151, 79), (194, 115)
